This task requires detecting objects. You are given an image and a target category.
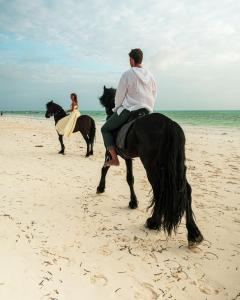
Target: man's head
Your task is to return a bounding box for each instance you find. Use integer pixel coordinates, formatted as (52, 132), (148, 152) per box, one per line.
(129, 48), (143, 67)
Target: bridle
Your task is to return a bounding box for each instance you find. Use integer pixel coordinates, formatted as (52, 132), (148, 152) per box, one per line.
(47, 108), (64, 117)
(53, 109), (64, 116)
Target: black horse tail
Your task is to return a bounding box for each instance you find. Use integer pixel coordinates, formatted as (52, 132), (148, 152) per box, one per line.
(89, 117), (96, 146)
(149, 121), (188, 235)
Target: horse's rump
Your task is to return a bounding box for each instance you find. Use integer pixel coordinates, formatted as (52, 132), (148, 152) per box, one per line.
(75, 115), (93, 133)
(75, 115), (96, 146)
(125, 113), (183, 156)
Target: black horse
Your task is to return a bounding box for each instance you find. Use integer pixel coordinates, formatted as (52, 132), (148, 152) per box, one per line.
(97, 86), (203, 247)
(45, 101), (95, 157)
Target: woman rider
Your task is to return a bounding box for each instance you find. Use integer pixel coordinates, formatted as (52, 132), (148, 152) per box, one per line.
(56, 93), (80, 137)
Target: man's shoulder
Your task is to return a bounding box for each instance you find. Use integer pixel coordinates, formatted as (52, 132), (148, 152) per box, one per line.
(121, 68), (133, 78)
(147, 69), (156, 83)
(144, 68), (155, 78)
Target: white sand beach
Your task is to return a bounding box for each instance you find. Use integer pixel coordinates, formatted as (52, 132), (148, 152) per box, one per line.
(0, 116), (239, 300)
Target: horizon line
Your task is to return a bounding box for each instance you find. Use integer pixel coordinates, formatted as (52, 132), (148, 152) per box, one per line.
(2, 109), (240, 112)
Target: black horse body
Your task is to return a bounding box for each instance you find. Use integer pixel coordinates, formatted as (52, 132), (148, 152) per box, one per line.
(45, 101), (95, 156)
(97, 86), (203, 247)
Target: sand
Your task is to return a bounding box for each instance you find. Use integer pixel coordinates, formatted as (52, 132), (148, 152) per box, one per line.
(0, 115), (239, 300)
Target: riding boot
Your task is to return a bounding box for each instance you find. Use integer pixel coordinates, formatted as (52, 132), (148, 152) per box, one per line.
(105, 147), (120, 166)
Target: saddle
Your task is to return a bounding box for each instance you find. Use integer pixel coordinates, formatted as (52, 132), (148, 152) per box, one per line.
(114, 108), (149, 150)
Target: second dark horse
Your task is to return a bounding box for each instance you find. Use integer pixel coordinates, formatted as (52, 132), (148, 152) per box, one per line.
(97, 86), (203, 247)
(45, 101), (95, 156)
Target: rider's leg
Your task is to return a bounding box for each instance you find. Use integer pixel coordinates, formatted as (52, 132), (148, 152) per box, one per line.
(106, 146), (120, 166)
(101, 109), (131, 166)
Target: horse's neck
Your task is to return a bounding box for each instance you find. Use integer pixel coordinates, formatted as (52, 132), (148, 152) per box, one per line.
(54, 107), (66, 124)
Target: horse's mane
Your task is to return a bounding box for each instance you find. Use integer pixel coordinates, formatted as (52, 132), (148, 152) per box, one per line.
(46, 100), (63, 110)
(99, 87), (116, 109)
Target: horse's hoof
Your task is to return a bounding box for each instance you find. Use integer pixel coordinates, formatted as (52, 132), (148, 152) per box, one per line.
(145, 217), (159, 230)
(58, 151), (65, 155)
(129, 201), (138, 209)
(96, 186), (105, 194)
(188, 234), (204, 249)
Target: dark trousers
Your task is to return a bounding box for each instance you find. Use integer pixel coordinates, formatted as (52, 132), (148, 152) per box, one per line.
(101, 109), (131, 148)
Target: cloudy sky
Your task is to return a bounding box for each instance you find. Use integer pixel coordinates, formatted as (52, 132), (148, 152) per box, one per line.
(0, 0), (239, 111)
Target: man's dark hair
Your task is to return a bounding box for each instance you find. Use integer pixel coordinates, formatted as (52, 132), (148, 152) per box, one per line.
(129, 48), (143, 64)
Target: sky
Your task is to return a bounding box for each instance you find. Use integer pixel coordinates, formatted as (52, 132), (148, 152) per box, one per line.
(0, 0), (240, 111)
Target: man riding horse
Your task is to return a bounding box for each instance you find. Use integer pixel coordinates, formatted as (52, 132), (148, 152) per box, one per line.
(98, 50), (203, 247)
(101, 48), (157, 166)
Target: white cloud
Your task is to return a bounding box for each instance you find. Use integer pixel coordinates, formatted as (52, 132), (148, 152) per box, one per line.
(1, 0), (238, 65)
(0, 0), (240, 109)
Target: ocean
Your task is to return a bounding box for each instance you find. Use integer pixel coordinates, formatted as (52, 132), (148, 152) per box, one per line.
(2, 110), (240, 128)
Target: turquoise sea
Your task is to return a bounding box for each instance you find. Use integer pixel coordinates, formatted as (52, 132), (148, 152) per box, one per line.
(3, 110), (240, 127)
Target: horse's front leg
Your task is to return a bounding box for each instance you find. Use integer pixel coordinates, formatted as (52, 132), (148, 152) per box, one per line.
(125, 159), (138, 209)
(97, 153), (110, 193)
(58, 134), (65, 155)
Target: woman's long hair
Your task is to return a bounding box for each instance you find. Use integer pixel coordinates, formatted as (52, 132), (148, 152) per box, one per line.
(71, 93), (78, 110)
(71, 93), (78, 104)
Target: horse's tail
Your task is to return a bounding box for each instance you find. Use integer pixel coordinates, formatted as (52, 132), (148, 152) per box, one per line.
(148, 120), (188, 235)
(89, 117), (96, 146)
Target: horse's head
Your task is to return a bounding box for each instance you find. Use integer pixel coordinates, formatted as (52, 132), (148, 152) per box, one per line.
(99, 85), (116, 117)
(45, 100), (58, 118)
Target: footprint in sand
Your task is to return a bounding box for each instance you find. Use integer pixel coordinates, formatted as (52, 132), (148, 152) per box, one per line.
(171, 268), (188, 281)
(90, 273), (108, 286)
(202, 251), (219, 261)
(164, 259), (189, 281)
(164, 259), (181, 269)
(197, 279), (221, 296)
(200, 239), (211, 249)
(134, 282), (159, 300)
(188, 246), (203, 254)
(98, 245), (112, 256)
(142, 282), (159, 299)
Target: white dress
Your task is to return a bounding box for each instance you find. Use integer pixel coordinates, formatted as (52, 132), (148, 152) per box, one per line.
(55, 105), (80, 137)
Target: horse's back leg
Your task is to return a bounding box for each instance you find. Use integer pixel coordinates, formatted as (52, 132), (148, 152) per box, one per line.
(186, 182), (204, 247)
(125, 159), (138, 209)
(82, 134), (90, 157)
(143, 162), (162, 229)
(58, 134), (65, 154)
(97, 153), (110, 193)
(89, 119), (95, 156)
(88, 137), (93, 156)
(87, 138), (93, 156)
(89, 142), (94, 156)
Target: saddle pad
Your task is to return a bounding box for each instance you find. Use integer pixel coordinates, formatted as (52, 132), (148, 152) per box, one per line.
(116, 119), (136, 150)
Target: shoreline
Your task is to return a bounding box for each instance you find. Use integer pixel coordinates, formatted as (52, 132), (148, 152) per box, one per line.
(2, 113), (240, 130)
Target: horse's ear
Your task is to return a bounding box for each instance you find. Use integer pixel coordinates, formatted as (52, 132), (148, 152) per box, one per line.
(104, 85), (106, 90)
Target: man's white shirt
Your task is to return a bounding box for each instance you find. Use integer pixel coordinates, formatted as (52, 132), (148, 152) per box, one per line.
(113, 67), (157, 115)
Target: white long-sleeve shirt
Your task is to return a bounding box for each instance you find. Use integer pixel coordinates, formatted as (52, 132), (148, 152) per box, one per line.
(113, 67), (157, 115)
